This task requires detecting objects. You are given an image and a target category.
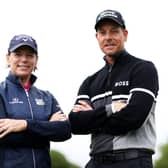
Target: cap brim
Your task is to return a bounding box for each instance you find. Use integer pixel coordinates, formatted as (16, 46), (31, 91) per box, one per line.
(9, 42), (37, 53)
(95, 17), (124, 30)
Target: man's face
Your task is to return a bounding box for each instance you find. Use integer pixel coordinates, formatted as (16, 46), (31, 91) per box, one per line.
(96, 20), (128, 57)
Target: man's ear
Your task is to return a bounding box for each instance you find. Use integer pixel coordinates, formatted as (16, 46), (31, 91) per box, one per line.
(124, 29), (128, 42)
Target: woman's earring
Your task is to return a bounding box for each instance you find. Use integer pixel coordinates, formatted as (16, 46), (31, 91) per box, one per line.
(34, 66), (38, 71)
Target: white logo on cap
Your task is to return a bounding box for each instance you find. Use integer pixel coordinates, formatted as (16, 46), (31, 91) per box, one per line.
(99, 11), (118, 21)
(22, 38), (28, 42)
(15, 35), (33, 42)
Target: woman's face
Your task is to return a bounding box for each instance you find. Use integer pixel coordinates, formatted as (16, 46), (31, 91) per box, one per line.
(6, 45), (38, 83)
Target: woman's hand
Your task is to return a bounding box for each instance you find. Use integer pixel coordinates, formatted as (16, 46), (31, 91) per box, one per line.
(0, 119), (27, 138)
(49, 111), (68, 121)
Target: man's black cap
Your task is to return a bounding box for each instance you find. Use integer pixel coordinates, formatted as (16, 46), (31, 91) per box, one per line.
(95, 9), (126, 30)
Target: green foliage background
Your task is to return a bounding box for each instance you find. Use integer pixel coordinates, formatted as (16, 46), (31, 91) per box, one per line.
(154, 142), (168, 168)
(51, 141), (168, 168)
(50, 150), (81, 168)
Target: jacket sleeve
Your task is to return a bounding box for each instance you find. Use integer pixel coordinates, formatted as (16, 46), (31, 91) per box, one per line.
(26, 95), (71, 142)
(0, 94), (49, 147)
(69, 107), (107, 134)
(0, 132), (49, 147)
(0, 94), (6, 118)
(69, 77), (107, 134)
(103, 61), (159, 135)
(26, 120), (71, 142)
(0, 94), (71, 145)
(69, 61), (159, 135)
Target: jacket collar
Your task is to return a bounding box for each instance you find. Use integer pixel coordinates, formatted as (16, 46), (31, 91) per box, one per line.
(6, 71), (37, 87)
(104, 49), (130, 69)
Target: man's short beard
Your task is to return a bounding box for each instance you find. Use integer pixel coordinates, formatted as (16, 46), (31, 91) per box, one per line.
(108, 54), (117, 59)
(104, 49), (125, 63)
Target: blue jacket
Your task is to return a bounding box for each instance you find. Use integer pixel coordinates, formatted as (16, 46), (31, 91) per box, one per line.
(0, 72), (71, 168)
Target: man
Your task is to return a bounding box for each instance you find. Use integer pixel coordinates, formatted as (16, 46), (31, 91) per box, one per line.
(69, 9), (159, 168)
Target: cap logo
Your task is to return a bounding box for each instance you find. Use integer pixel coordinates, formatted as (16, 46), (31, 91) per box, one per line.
(15, 35), (33, 42)
(23, 38), (29, 42)
(98, 11), (118, 21)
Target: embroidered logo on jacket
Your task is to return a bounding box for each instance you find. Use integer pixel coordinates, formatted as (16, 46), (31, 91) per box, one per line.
(35, 98), (45, 105)
(9, 97), (24, 104)
(115, 81), (129, 87)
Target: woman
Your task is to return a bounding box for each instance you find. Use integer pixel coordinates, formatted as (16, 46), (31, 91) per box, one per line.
(0, 34), (71, 168)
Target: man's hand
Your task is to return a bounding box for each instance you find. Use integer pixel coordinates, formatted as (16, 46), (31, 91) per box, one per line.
(72, 100), (126, 113)
(0, 119), (27, 138)
(72, 100), (93, 112)
(113, 101), (127, 112)
(49, 111), (68, 121)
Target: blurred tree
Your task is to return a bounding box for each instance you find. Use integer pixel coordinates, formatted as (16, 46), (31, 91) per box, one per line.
(50, 150), (81, 168)
(154, 142), (168, 168)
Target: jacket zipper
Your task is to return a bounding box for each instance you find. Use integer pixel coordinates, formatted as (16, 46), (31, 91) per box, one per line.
(107, 64), (115, 146)
(107, 64), (113, 89)
(25, 90), (36, 168)
(105, 64), (113, 104)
